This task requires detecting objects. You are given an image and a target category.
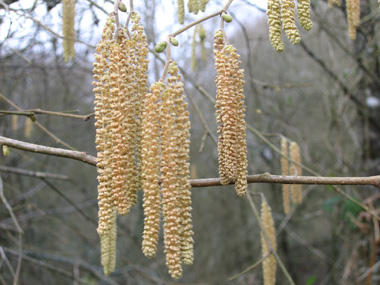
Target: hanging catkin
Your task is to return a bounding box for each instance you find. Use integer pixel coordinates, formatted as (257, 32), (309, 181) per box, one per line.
(177, 0), (185, 24)
(281, 0), (301, 45)
(62, 0), (76, 62)
(267, 0), (284, 52)
(214, 31), (248, 196)
(93, 12), (149, 276)
(141, 62), (193, 279)
(261, 199), (277, 285)
(289, 142), (303, 204)
(297, 0), (313, 31)
(280, 138), (290, 214)
(346, 0), (358, 40)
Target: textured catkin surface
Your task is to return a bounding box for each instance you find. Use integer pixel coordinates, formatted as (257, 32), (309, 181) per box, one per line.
(62, 0), (76, 62)
(261, 200), (277, 285)
(267, 0), (284, 52)
(213, 31), (248, 197)
(289, 142), (303, 204)
(280, 138), (290, 214)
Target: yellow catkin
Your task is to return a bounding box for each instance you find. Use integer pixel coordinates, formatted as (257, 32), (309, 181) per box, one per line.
(160, 75), (183, 279)
(289, 142), (303, 204)
(11, 115), (18, 132)
(101, 210), (117, 276)
(141, 82), (164, 258)
(280, 138), (290, 214)
(346, 0), (357, 40)
(24, 117), (33, 138)
(199, 0), (209, 12)
(214, 31), (248, 196)
(352, 0), (361, 28)
(188, 0), (199, 14)
(281, 0), (301, 45)
(261, 199), (277, 285)
(177, 0), (185, 24)
(167, 62), (194, 266)
(131, 13), (150, 196)
(267, 0), (284, 52)
(297, 0), (313, 31)
(62, 0), (75, 62)
(93, 16), (115, 236)
(328, 0), (342, 8)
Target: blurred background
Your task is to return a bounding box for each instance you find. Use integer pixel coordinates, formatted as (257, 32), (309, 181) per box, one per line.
(1, 0), (380, 284)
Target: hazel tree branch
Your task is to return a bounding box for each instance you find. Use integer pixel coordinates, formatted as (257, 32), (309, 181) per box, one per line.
(1, 136), (380, 188)
(0, 109), (94, 121)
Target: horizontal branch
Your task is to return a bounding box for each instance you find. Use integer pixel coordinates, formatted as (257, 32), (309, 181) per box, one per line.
(191, 173), (380, 188)
(1, 136), (379, 188)
(0, 109), (94, 121)
(0, 165), (69, 180)
(0, 136), (96, 166)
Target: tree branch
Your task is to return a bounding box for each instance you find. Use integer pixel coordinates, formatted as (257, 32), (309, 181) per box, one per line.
(2, 135), (380, 188)
(0, 136), (97, 166)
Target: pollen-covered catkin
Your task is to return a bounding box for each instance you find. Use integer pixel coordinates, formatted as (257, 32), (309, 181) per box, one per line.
(93, 16), (116, 236)
(289, 142), (303, 204)
(346, 0), (359, 40)
(280, 138), (290, 214)
(62, 0), (75, 62)
(297, 0), (313, 31)
(261, 199), (277, 285)
(214, 31), (248, 196)
(281, 0), (301, 45)
(141, 82), (164, 258)
(267, 0), (284, 52)
(167, 62), (194, 266)
(177, 0), (185, 24)
(188, 0), (199, 14)
(101, 210), (117, 276)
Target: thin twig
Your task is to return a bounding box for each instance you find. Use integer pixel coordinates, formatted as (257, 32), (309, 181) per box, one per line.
(0, 109), (94, 121)
(0, 165), (69, 180)
(0, 136), (96, 166)
(229, 254), (269, 281)
(0, 93), (77, 150)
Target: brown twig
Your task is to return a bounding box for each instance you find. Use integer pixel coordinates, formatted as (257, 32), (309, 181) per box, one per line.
(0, 109), (94, 121)
(0, 136), (96, 166)
(0, 165), (70, 180)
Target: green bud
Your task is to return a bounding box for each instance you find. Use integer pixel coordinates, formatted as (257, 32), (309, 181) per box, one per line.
(3, 145), (10, 157)
(154, 41), (167, 53)
(30, 115), (37, 122)
(118, 2), (127, 12)
(198, 25), (206, 41)
(222, 14), (233, 23)
(170, 37), (179, 47)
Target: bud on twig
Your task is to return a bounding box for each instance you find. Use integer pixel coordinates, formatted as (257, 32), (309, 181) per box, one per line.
(155, 41), (167, 53)
(222, 14), (233, 23)
(170, 37), (179, 46)
(3, 145), (10, 157)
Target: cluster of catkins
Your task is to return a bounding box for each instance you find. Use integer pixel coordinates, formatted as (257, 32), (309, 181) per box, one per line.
(177, 0), (210, 24)
(213, 30), (248, 197)
(142, 62), (193, 279)
(62, 0), (76, 62)
(93, 12), (149, 275)
(280, 138), (303, 214)
(93, 13), (193, 278)
(267, 0), (312, 52)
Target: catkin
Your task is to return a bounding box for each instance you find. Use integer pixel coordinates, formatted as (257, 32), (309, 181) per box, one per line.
(267, 0), (284, 52)
(93, 13), (149, 276)
(141, 63), (193, 279)
(281, 0), (301, 45)
(188, 0), (199, 14)
(289, 142), (303, 204)
(214, 31), (248, 196)
(297, 0), (313, 31)
(101, 210), (117, 276)
(141, 82), (164, 258)
(280, 138), (290, 214)
(62, 0), (76, 62)
(346, 0), (359, 40)
(177, 0), (185, 24)
(261, 199), (277, 285)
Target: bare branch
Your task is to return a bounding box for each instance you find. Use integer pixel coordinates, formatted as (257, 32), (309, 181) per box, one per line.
(0, 165), (69, 180)
(0, 136), (97, 166)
